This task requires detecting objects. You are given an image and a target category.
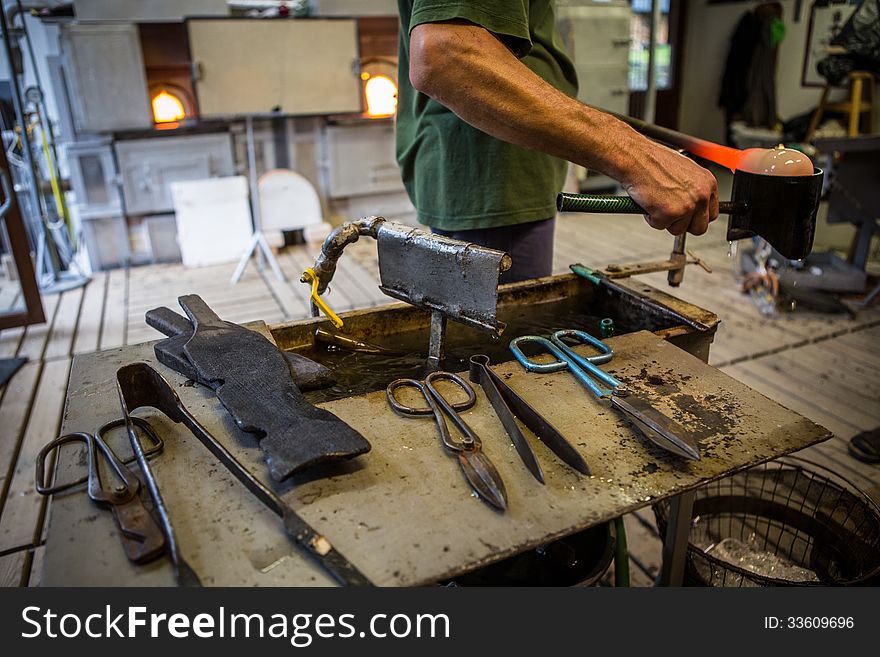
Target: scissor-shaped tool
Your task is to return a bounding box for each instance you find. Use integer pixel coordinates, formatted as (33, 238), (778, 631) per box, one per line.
(35, 417), (166, 564)
(469, 355), (590, 482)
(510, 330), (701, 460)
(386, 371), (508, 511)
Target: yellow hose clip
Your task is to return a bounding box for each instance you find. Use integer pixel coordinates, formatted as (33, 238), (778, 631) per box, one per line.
(301, 268), (344, 329)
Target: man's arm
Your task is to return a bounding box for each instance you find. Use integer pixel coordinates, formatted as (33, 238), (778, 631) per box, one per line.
(409, 21), (719, 236)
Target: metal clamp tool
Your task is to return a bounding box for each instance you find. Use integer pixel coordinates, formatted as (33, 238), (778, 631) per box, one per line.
(35, 417), (166, 565)
(468, 355), (589, 483)
(510, 330), (701, 461)
(386, 371), (508, 511)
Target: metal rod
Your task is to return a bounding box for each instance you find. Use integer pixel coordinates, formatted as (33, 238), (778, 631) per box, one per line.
(643, 0), (661, 123)
(0, 6), (60, 279)
(117, 386), (202, 587)
(427, 310), (446, 369)
(659, 490), (696, 586)
(667, 233), (686, 287)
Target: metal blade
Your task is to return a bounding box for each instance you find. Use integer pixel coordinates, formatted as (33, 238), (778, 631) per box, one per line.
(457, 450), (508, 511)
(612, 395), (701, 461)
(472, 362), (544, 483)
(491, 371), (589, 476)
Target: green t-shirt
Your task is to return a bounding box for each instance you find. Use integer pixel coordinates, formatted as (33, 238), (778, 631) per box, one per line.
(396, 0), (578, 230)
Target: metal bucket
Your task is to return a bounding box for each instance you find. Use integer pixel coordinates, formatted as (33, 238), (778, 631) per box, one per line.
(445, 521), (615, 587)
(654, 457), (880, 586)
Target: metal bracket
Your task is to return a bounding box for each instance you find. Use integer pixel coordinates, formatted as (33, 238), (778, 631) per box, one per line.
(604, 236), (711, 284)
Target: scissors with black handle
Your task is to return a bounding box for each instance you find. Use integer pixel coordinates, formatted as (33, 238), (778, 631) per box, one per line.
(510, 329), (701, 461)
(386, 371), (508, 511)
(35, 417), (166, 564)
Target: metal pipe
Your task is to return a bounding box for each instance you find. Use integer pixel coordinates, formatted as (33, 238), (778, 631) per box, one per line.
(643, 0), (661, 123)
(427, 310), (446, 370)
(308, 216), (386, 317)
(667, 233), (686, 287)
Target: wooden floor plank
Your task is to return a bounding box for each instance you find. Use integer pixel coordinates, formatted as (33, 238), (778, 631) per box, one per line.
(0, 548), (26, 587)
(796, 440), (879, 493)
(0, 358), (70, 553)
(622, 511), (662, 587)
(16, 293), (59, 361)
(0, 326), (24, 360)
(0, 362), (41, 508)
(99, 269), (127, 350)
(743, 357), (879, 431)
(27, 545), (44, 587)
(766, 349), (880, 411)
(44, 286), (84, 361)
(722, 362), (861, 439)
(259, 267), (309, 319)
(784, 341), (880, 397)
(72, 273), (108, 356)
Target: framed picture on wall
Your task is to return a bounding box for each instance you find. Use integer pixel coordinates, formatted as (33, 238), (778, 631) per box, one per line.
(801, 0), (859, 87)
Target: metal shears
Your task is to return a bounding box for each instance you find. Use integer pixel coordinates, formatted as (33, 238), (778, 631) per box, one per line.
(35, 417), (167, 564)
(510, 329), (701, 461)
(386, 371), (508, 511)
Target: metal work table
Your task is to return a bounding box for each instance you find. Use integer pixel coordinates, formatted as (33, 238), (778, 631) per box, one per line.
(42, 329), (830, 586)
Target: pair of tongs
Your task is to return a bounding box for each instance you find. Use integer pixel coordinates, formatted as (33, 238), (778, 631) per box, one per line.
(468, 355), (590, 483)
(36, 417), (166, 564)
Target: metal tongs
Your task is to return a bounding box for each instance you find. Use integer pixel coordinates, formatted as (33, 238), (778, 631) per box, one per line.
(510, 330), (701, 460)
(35, 417), (166, 565)
(116, 362), (372, 586)
(469, 355), (590, 482)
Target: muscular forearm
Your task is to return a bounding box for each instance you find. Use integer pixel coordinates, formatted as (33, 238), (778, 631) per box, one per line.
(409, 21), (719, 235)
(409, 21), (646, 186)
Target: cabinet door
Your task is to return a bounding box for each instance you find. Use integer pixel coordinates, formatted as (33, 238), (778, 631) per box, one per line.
(60, 23), (152, 133)
(188, 18), (362, 117)
(115, 134), (234, 215)
(322, 122), (404, 198)
(560, 7), (631, 68)
(573, 65), (631, 114)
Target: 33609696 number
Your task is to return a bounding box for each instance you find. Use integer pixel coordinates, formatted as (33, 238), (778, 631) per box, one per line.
(764, 617), (854, 629)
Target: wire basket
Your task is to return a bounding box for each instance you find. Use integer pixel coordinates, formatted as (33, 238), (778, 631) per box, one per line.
(654, 458), (880, 586)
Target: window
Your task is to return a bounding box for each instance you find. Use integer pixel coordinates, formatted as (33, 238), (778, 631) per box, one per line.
(629, 0), (672, 91)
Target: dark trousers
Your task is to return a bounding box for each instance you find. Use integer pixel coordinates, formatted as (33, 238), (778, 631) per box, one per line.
(431, 217), (556, 284)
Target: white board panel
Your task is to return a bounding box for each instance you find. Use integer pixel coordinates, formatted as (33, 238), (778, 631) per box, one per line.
(188, 18), (362, 117)
(171, 176), (253, 268)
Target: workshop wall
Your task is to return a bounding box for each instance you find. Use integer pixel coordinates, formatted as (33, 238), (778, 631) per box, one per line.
(678, 0), (878, 142)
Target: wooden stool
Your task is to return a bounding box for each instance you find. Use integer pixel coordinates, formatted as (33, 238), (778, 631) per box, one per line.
(806, 71), (875, 141)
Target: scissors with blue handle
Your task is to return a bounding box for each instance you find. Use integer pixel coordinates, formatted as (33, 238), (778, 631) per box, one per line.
(510, 330), (701, 461)
(387, 371), (508, 511)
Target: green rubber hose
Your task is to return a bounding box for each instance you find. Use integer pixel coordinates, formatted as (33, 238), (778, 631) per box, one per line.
(558, 192), (738, 215)
(557, 193), (646, 214)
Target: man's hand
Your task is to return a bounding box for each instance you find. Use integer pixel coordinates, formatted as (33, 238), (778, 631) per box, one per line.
(621, 141), (719, 236)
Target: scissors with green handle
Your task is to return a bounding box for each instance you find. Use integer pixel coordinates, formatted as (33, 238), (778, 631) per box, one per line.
(509, 330), (701, 461)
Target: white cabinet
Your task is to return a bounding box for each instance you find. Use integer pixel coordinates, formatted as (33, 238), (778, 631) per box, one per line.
(66, 139), (123, 219)
(320, 121), (405, 198)
(115, 133), (235, 215)
(556, 1), (632, 114)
